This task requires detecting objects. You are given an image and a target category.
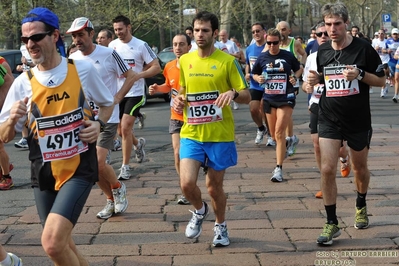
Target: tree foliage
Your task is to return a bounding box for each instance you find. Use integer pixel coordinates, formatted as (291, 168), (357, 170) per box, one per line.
(0, 0), (397, 50)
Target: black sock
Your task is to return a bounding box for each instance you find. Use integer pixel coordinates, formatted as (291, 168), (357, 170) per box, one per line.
(325, 204), (338, 225)
(2, 174), (10, 179)
(276, 165), (282, 169)
(356, 191), (367, 209)
(258, 125), (265, 132)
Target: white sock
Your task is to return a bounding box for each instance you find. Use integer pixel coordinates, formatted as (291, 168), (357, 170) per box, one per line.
(0, 254), (12, 266)
(195, 203), (205, 215)
(215, 221), (226, 227)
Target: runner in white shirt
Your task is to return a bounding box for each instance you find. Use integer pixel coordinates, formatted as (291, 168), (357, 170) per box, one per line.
(372, 29), (390, 97)
(67, 17), (138, 219)
(109, 15), (161, 180)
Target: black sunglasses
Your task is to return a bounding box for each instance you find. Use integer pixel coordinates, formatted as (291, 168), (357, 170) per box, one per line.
(315, 31), (328, 37)
(21, 31), (52, 44)
(252, 29), (261, 34)
(266, 41), (279, 45)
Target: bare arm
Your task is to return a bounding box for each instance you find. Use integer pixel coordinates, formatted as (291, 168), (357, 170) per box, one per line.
(295, 40), (307, 65)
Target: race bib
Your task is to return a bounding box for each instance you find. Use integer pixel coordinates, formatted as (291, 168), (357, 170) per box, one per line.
(36, 108), (88, 162)
(263, 73), (287, 94)
(324, 66), (360, 97)
(313, 84), (324, 99)
(186, 91), (223, 125)
(88, 100), (99, 119)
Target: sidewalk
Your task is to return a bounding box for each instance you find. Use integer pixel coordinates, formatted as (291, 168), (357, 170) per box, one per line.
(2, 123), (399, 265)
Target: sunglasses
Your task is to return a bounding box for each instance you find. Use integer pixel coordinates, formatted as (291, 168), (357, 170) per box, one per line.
(315, 31), (328, 37)
(252, 29), (261, 34)
(266, 41), (280, 45)
(21, 31), (52, 44)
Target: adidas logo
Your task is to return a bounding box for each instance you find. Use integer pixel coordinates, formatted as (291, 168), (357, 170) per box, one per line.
(47, 80), (56, 87)
(95, 60), (100, 64)
(211, 65), (217, 70)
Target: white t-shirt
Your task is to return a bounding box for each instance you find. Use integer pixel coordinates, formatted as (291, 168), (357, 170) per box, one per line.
(109, 37), (157, 97)
(69, 45), (129, 123)
(221, 39), (240, 55)
(303, 51), (323, 106)
(372, 39), (389, 64)
(0, 57), (113, 132)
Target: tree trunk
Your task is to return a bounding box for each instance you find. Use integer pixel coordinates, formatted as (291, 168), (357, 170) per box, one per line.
(220, 0), (234, 33)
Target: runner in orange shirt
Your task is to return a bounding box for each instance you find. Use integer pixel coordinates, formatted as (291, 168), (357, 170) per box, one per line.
(149, 33), (191, 205)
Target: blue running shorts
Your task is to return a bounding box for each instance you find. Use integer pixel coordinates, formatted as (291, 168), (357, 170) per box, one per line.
(180, 138), (237, 171)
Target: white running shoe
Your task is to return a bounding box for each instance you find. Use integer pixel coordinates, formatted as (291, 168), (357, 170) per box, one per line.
(185, 202), (209, 239)
(231, 101), (239, 110)
(8, 253), (22, 266)
(287, 135), (299, 156)
(113, 139), (121, 151)
(271, 167), (283, 182)
(105, 150), (111, 164)
(96, 199), (115, 219)
(213, 224), (230, 247)
(255, 128), (266, 145)
(113, 181), (128, 213)
(118, 165), (131, 180)
(14, 138), (28, 149)
(177, 195), (190, 205)
(266, 137), (276, 146)
(137, 112), (146, 129)
(135, 137), (146, 163)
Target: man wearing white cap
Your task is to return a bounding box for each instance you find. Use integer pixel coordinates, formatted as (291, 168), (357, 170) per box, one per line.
(385, 28), (399, 101)
(67, 17), (138, 219)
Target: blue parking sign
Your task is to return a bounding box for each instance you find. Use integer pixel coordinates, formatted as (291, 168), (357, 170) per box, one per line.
(383, 14), (391, 23)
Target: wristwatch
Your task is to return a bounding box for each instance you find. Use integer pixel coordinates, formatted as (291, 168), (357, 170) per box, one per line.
(96, 119), (106, 132)
(356, 69), (365, 81)
(231, 89), (239, 100)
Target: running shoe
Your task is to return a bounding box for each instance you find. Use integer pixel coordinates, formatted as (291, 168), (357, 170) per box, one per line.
(0, 177), (14, 190)
(135, 137), (146, 163)
(137, 112), (146, 129)
(8, 253), (22, 266)
(96, 199), (115, 219)
(266, 136), (276, 146)
(315, 191), (323, 199)
(118, 165), (131, 180)
(113, 181), (128, 213)
(0, 163), (14, 179)
(213, 224), (230, 247)
(177, 195), (190, 205)
(14, 137), (28, 149)
(185, 201), (209, 239)
(354, 206), (369, 229)
(113, 139), (121, 151)
(105, 150), (111, 165)
(316, 222), (341, 245)
(287, 135), (299, 156)
(231, 101), (239, 110)
(340, 156), (351, 178)
(270, 167), (283, 182)
(255, 128), (266, 145)
(393, 96), (398, 103)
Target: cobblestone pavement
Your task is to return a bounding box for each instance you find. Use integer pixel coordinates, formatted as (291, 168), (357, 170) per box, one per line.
(1, 121), (399, 265)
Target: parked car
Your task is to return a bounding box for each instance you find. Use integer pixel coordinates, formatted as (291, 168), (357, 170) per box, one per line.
(158, 49), (176, 64)
(0, 50), (22, 78)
